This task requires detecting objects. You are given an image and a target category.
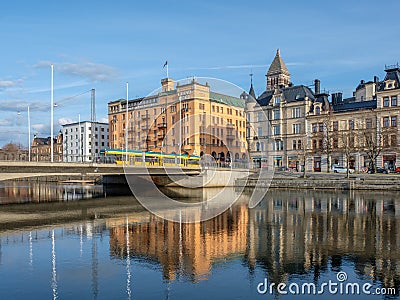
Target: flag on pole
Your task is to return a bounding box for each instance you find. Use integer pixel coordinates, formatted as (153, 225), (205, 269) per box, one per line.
(163, 60), (169, 78)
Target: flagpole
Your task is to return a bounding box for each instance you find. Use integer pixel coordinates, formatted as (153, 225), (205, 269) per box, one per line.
(166, 63), (169, 78)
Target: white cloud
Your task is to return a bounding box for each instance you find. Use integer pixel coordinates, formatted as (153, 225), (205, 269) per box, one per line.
(0, 100), (50, 112)
(0, 119), (13, 126)
(32, 123), (50, 134)
(58, 117), (74, 126)
(98, 117), (108, 123)
(0, 79), (23, 90)
(34, 60), (119, 82)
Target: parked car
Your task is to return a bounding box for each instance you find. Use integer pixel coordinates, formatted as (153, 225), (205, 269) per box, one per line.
(367, 167), (388, 174)
(395, 167), (400, 173)
(332, 165), (354, 174)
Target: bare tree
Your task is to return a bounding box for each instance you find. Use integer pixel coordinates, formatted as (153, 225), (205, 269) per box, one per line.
(321, 110), (336, 172)
(296, 135), (311, 178)
(362, 114), (382, 173)
(340, 128), (358, 178)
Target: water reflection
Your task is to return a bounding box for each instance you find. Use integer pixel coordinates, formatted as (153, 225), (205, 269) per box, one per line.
(0, 189), (399, 299)
(0, 180), (104, 204)
(107, 190), (400, 295)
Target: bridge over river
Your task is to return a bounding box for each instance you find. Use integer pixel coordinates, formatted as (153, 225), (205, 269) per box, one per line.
(0, 161), (250, 188)
(0, 161), (200, 181)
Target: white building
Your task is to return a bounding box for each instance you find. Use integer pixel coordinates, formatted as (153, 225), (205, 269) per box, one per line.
(62, 121), (108, 162)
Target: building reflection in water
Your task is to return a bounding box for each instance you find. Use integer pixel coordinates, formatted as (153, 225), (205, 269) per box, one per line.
(108, 198), (249, 282)
(0, 181), (104, 204)
(108, 190), (400, 292)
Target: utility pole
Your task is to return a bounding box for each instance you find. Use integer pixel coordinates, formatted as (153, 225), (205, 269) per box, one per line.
(28, 106), (31, 162)
(91, 89), (96, 163)
(125, 82), (129, 163)
(50, 64), (54, 163)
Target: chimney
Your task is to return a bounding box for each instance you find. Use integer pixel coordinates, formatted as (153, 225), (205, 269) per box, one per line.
(332, 92), (343, 105)
(314, 79), (320, 95)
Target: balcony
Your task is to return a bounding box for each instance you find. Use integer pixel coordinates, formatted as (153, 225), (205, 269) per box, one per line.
(141, 125), (149, 131)
(157, 132), (166, 140)
(141, 114), (150, 120)
(157, 122), (167, 129)
(226, 123), (234, 128)
(226, 134), (235, 140)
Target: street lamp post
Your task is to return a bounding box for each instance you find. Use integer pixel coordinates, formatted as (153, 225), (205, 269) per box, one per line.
(50, 64), (54, 163)
(28, 106), (31, 162)
(17, 106), (31, 162)
(125, 82), (129, 164)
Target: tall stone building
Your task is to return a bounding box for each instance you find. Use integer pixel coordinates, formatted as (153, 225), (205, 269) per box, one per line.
(108, 78), (247, 163)
(247, 50), (400, 172)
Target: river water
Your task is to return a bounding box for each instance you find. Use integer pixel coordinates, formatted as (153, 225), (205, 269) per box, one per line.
(0, 181), (399, 299)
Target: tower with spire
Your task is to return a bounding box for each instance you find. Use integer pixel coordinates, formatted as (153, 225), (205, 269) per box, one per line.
(266, 49), (291, 91)
(248, 72), (256, 100)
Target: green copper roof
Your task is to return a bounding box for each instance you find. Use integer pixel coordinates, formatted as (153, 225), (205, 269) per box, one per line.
(209, 91), (245, 108)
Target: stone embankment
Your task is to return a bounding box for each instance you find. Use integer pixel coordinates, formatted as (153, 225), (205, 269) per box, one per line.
(237, 171), (400, 191)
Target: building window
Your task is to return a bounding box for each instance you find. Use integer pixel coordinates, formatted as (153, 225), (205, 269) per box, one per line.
(349, 120), (354, 130)
(313, 139), (317, 149)
(257, 112), (263, 122)
(257, 127), (263, 137)
(383, 97), (390, 107)
(333, 121), (338, 131)
(292, 107), (300, 118)
(171, 105), (176, 113)
(383, 117), (390, 127)
(391, 134), (397, 146)
(391, 96), (397, 106)
(366, 119), (372, 129)
(312, 123), (318, 133)
(273, 125), (280, 135)
(333, 138), (338, 148)
(383, 135), (389, 147)
(274, 96), (281, 106)
(319, 123), (324, 132)
(273, 109), (280, 120)
(292, 140), (297, 150)
(315, 106), (321, 115)
(293, 124), (301, 134)
(297, 140), (302, 149)
(318, 139), (323, 149)
(391, 116), (397, 127)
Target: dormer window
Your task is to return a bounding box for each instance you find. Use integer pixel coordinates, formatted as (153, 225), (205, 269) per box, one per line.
(315, 106), (321, 115)
(274, 96), (281, 106)
(385, 80), (396, 90)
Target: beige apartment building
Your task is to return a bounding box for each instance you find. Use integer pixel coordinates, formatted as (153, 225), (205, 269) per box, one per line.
(247, 50), (400, 172)
(108, 78), (247, 162)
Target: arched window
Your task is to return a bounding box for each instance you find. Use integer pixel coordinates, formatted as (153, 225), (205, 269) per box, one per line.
(316, 106), (321, 115)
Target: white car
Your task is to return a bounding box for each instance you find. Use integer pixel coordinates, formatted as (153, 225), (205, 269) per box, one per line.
(332, 165), (354, 173)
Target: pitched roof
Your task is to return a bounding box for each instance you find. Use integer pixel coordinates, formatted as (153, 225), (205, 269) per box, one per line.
(257, 90), (274, 106)
(249, 84), (256, 100)
(332, 100), (376, 113)
(209, 91), (245, 108)
(256, 85), (315, 107)
(282, 85), (315, 102)
(267, 49), (290, 76)
(383, 68), (400, 84)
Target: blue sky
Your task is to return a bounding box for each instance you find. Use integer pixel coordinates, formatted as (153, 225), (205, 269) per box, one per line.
(1, 0), (399, 147)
